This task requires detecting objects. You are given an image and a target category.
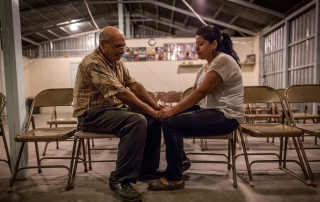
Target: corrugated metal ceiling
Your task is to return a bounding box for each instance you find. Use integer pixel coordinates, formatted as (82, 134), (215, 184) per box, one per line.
(1, 0), (311, 47)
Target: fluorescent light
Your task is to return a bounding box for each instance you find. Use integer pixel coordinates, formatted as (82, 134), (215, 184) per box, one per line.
(70, 24), (78, 31)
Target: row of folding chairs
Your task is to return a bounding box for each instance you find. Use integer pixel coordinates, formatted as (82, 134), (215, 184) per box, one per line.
(1, 85), (319, 192)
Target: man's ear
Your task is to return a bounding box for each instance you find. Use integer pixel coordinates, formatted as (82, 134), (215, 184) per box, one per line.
(99, 40), (105, 49)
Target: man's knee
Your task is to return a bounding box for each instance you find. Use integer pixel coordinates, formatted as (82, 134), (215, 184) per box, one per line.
(127, 113), (147, 129)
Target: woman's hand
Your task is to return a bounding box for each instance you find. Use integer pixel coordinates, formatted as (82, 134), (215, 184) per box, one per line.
(159, 106), (175, 120)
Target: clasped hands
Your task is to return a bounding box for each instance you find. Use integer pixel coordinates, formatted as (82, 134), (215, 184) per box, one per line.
(156, 105), (174, 120)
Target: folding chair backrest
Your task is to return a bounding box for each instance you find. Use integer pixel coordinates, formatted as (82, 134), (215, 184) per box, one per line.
(285, 85), (320, 103)
(277, 89), (285, 99)
(182, 87), (193, 99)
(155, 92), (166, 102)
(0, 92), (6, 116)
(244, 86), (282, 104)
(163, 91), (183, 104)
(33, 88), (74, 108)
(26, 88), (74, 130)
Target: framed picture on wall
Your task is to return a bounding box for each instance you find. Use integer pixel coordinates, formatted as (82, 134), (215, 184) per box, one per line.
(147, 54), (155, 61)
(138, 47), (146, 54)
(246, 54), (255, 63)
(121, 54), (129, 62)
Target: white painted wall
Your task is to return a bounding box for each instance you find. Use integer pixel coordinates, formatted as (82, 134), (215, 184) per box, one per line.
(22, 36), (259, 113)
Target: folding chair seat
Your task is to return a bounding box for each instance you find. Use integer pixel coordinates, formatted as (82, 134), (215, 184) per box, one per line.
(185, 131), (238, 188)
(284, 84), (320, 187)
(42, 92), (77, 156)
(68, 130), (117, 189)
(237, 86), (313, 187)
(243, 101), (281, 150)
(0, 92), (11, 172)
(7, 88), (76, 192)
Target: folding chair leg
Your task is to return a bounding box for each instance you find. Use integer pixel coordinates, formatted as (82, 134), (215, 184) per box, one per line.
(231, 132), (237, 188)
(87, 138), (93, 170)
(296, 137), (317, 187)
(278, 137), (283, 169)
(42, 141), (50, 156)
(239, 130), (254, 187)
(227, 139), (231, 170)
(91, 139), (95, 147)
(200, 139), (205, 151)
(7, 142), (25, 192)
(291, 137), (311, 186)
(70, 138), (83, 188)
(283, 137), (289, 169)
(204, 139), (208, 150)
(65, 138), (77, 191)
(82, 139), (88, 172)
(235, 130), (242, 149)
(34, 142), (42, 173)
(1, 132), (11, 171)
(56, 140), (59, 149)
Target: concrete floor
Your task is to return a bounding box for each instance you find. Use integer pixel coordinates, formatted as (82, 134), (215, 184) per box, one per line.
(0, 113), (320, 202)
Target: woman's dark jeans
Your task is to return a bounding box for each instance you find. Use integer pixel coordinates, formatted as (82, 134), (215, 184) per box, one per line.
(162, 105), (239, 181)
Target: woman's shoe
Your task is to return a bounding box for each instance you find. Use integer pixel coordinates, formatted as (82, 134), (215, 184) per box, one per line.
(147, 178), (185, 191)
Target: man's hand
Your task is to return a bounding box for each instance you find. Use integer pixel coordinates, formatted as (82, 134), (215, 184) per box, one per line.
(150, 110), (162, 120)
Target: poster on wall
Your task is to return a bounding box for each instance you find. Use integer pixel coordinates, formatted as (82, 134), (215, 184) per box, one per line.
(121, 43), (198, 62)
(163, 43), (197, 61)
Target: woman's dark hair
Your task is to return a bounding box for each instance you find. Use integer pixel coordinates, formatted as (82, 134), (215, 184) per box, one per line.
(195, 25), (240, 68)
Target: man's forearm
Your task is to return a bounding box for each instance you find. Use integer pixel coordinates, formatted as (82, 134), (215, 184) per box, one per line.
(116, 90), (157, 116)
(128, 82), (159, 110)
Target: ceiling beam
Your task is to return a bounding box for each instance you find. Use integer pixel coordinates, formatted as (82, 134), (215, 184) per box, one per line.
(131, 13), (196, 34)
(183, 0), (195, 27)
(22, 14), (118, 36)
(36, 32), (50, 40)
(21, 37), (41, 46)
(225, 0), (284, 18)
(38, 30), (100, 44)
(137, 25), (173, 36)
(213, 1), (225, 19)
(150, 1), (256, 35)
(47, 30), (61, 38)
(20, 0), (81, 14)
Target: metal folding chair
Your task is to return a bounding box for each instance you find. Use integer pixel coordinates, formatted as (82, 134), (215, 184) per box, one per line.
(237, 86), (312, 187)
(284, 84), (320, 187)
(7, 88), (76, 192)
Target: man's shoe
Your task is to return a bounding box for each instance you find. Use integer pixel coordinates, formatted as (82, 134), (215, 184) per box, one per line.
(109, 179), (142, 202)
(182, 158), (191, 172)
(138, 169), (165, 181)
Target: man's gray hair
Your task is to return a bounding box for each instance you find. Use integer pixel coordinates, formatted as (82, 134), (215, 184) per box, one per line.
(99, 29), (108, 42)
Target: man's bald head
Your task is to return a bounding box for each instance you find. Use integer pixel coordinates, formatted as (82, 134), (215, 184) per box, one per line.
(99, 26), (126, 62)
(99, 26), (124, 43)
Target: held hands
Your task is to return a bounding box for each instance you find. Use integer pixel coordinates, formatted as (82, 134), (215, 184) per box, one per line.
(158, 106), (174, 120)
